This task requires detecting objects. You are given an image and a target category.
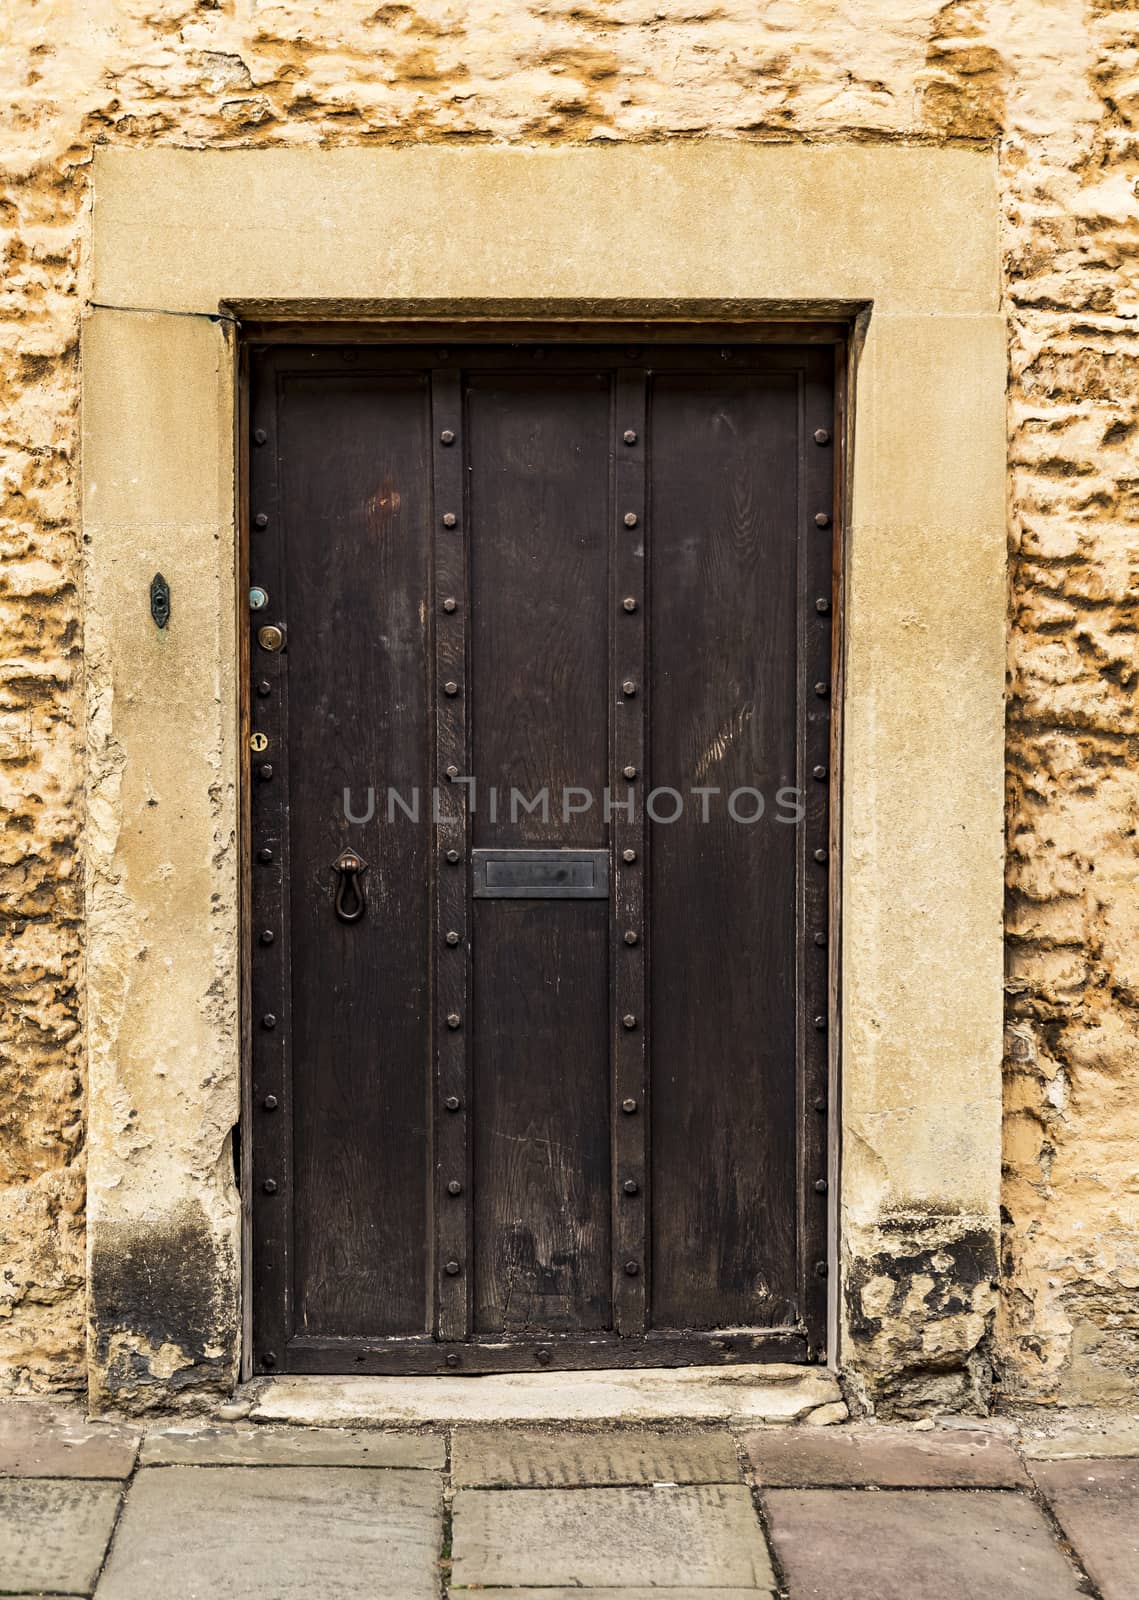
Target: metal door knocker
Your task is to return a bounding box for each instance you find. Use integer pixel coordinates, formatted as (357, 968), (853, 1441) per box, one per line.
(332, 849), (368, 922)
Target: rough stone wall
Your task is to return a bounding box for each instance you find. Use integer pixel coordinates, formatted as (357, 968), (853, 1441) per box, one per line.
(0, 0), (1135, 1405)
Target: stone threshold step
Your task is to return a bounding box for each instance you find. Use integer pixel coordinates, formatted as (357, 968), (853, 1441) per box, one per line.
(249, 1363), (842, 1428)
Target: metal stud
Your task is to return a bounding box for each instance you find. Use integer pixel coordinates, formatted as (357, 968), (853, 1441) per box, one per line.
(815, 598), (831, 614)
(447, 1179), (463, 1196)
(813, 765), (828, 781)
(263, 1178), (278, 1194)
(446, 849), (461, 864)
(260, 929), (275, 945)
(446, 1013), (462, 1029)
(262, 1013), (277, 1029)
(258, 764), (274, 781)
(622, 1014), (638, 1029)
(624, 1261), (640, 1276)
(623, 430), (638, 445)
(814, 1015), (827, 1031)
(446, 764), (459, 780)
(440, 429), (455, 445)
(257, 680), (271, 697)
(623, 511), (638, 528)
(622, 680), (637, 697)
(260, 1351), (277, 1368)
(443, 597), (457, 613)
(814, 848), (828, 864)
(536, 1348), (552, 1365)
(621, 1097), (638, 1114)
(814, 428), (831, 446)
(622, 848), (637, 863)
(255, 512), (269, 528)
(445, 930), (461, 946)
(815, 681), (829, 697)
(814, 511), (831, 527)
(263, 1094), (278, 1111)
(815, 1260), (829, 1277)
(254, 429), (268, 446)
(443, 681), (459, 697)
(258, 847), (273, 863)
(814, 1095), (827, 1113)
(623, 1178), (639, 1195)
(442, 512), (457, 528)
(815, 1177), (828, 1193)
(814, 931), (827, 946)
(623, 597), (638, 612)
(444, 1259), (461, 1275)
(444, 1095), (461, 1111)
(624, 930), (639, 945)
(446, 1352), (460, 1367)
(623, 765), (637, 780)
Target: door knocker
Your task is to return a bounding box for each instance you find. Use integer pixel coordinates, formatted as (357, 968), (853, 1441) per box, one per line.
(332, 849), (368, 923)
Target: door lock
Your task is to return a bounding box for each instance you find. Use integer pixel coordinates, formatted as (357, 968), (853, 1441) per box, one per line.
(257, 623), (285, 652)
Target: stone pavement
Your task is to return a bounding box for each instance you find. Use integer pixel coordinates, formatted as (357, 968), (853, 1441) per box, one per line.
(1, 1400), (1137, 1598)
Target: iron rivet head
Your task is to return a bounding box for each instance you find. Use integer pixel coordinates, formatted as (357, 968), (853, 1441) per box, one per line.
(254, 429), (268, 446)
(815, 598), (831, 614)
(814, 1095), (827, 1113)
(445, 1352), (460, 1367)
(446, 765), (459, 780)
(262, 1013), (277, 1029)
(623, 1178), (639, 1195)
(255, 512), (269, 528)
(623, 596), (638, 612)
(814, 428), (831, 446)
(257, 680), (272, 697)
(437, 348), (450, 360)
(444, 1095), (460, 1111)
(440, 429), (455, 445)
(621, 1097), (638, 1114)
(447, 1179), (462, 1196)
(446, 849), (461, 864)
(624, 1260), (640, 1276)
(259, 929), (275, 945)
(815, 511), (831, 527)
(623, 511), (638, 528)
(815, 681), (829, 697)
(814, 1015), (827, 1031)
(624, 930), (639, 945)
(259, 763), (274, 781)
(445, 930), (461, 946)
(814, 848), (828, 864)
(260, 1350), (277, 1368)
(446, 1012), (462, 1029)
(443, 681), (459, 697)
(622, 680), (637, 697)
(813, 765), (827, 781)
(622, 848), (637, 864)
(815, 1260), (829, 1277)
(623, 765), (637, 780)
(444, 1259), (461, 1276)
(815, 1177), (828, 1193)
(814, 930), (827, 946)
(443, 597), (457, 613)
(263, 1094), (278, 1111)
(442, 512), (457, 528)
(622, 1013), (638, 1030)
(258, 847), (273, 863)
(263, 1178), (278, 1194)
(536, 1348), (552, 1365)
(623, 429), (638, 445)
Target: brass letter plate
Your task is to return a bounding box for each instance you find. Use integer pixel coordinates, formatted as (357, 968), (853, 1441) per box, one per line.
(472, 848), (609, 899)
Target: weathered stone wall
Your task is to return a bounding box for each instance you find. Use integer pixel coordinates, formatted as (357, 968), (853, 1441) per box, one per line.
(0, 0), (1134, 1406)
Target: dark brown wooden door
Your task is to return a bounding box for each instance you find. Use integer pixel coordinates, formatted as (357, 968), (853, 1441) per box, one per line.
(248, 340), (835, 1375)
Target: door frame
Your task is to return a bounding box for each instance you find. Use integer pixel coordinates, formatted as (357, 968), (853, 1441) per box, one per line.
(239, 326), (847, 1376)
(82, 144), (1005, 1409)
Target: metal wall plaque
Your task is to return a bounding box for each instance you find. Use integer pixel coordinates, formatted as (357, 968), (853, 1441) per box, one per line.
(472, 848), (609, 899)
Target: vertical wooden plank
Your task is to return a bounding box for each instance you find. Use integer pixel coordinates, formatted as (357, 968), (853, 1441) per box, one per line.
(612, 369), (647, 1334)
(279, 367), (433, 1340)
(248, 352), (293, 1374)
(647, 366), (801, 1331)
(798, 347), (837, 1358)
(467, 368), (612, 1337)
(432, 368), (470, 1345)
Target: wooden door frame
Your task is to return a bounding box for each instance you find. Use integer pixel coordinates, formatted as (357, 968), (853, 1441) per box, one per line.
(238, 322), (848, 1377)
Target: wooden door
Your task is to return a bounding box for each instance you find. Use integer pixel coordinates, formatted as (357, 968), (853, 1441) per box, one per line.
(248, 340), (835, 1375)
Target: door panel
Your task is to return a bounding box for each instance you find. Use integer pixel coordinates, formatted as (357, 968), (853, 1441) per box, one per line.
(248, 341), (836, 1375)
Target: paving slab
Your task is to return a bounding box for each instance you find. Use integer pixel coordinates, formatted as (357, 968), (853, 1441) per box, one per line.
(492, 1592), (765, 1599)
(94, 1465), (441, 1599)
(1022, 1417), (1139, 1459)
(451, 1425), (741, 1486)
(451, 1483), (775, 1589)
(0, 1478), (121, 1595)
(139, 1422), (443, 1467)
(0, 1401), (140, 1478)
(741, 1424), (1028, 1487)
(1030, 1458), (1139, 1600)
(253, 1365), (840, 1426)
(763, 1488), (1084, 1600)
